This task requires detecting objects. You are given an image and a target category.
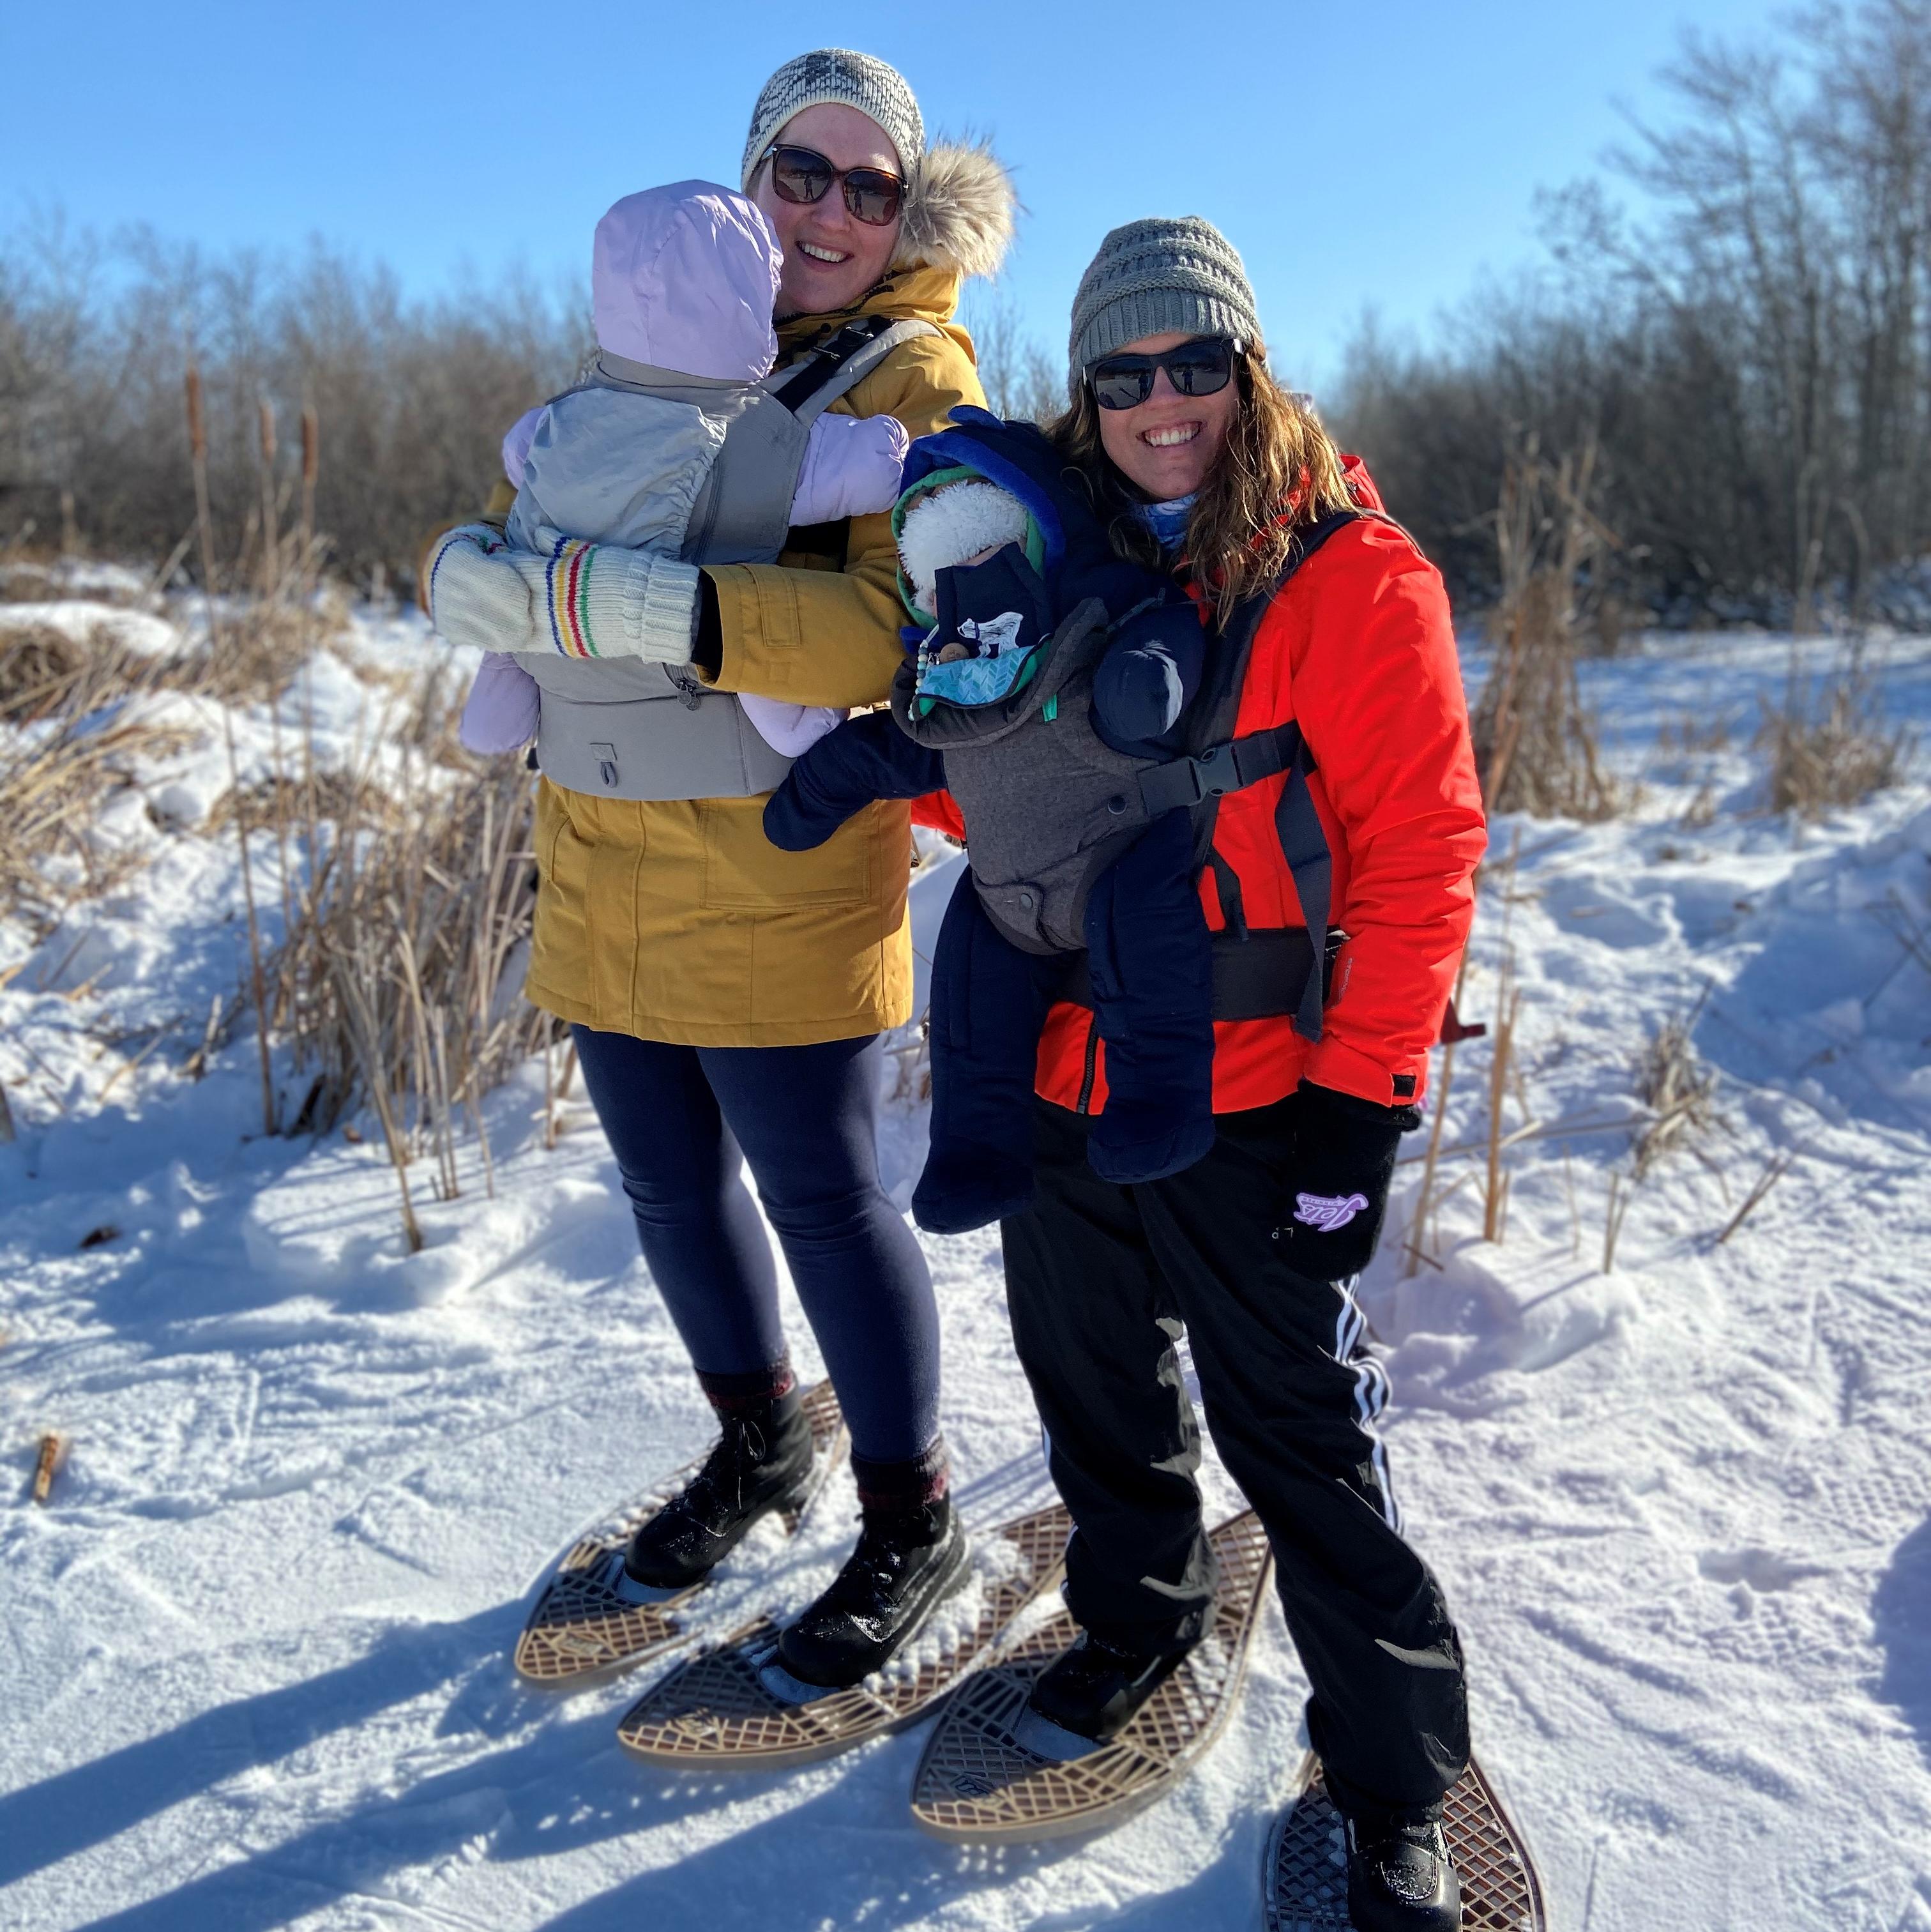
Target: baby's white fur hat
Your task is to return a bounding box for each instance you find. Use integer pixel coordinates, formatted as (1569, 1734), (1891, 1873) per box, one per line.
(897, 481), (1028, 610)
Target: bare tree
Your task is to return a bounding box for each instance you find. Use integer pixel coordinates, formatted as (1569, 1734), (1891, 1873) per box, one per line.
(965, 290), (1065, 424)
(0, 220), (588, 588)
(1333, 0), (1931, 623)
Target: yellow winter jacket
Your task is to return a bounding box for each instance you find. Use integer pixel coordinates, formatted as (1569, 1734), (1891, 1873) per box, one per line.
(517, 266), (983, 1046)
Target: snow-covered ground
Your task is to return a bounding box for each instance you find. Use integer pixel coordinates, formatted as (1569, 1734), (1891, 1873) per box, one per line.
(3, 584), (1929, 1931)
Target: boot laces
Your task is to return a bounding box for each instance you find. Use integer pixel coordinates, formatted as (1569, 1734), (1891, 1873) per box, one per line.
(678, 1415), (767, 1524)
(828, 1507), (932, 1606)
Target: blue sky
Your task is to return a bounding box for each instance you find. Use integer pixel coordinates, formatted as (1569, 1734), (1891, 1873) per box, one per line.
(3, 0), (1789, 389)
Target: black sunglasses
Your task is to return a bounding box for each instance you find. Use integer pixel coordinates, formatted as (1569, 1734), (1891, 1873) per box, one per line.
(760, 144), (905, 227)
(1089, 337), (1241, 411)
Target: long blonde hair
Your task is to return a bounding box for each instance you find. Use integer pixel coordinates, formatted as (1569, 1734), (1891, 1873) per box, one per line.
(1046, 342), (1355, 621)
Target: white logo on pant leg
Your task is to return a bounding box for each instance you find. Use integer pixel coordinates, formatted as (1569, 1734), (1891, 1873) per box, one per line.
(1294, 1190), (1370, 1233)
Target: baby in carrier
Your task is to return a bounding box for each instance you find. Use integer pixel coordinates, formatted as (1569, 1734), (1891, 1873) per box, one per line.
(456, 181), (909, 759)
(764, 406), (1220, 1233)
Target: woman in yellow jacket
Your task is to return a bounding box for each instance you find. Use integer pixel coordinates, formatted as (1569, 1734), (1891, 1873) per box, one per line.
(428, 50), (1012, 1687)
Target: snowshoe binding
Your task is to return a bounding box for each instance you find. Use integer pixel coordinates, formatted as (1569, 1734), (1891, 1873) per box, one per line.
(909, 1509), (1274, 1841)
(1342, 1807), (1462, 1931)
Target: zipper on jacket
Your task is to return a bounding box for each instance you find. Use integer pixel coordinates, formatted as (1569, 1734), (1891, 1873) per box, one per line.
(1075, 1013), (1100, 1115)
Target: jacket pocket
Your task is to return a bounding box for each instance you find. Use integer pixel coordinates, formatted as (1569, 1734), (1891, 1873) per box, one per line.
(528, 780), (594, 1005)
(700, 798), (874, 911)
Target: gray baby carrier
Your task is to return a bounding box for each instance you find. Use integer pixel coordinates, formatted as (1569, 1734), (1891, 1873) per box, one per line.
(516, 314), (935, 802)
(889, 510), (1359, 1042)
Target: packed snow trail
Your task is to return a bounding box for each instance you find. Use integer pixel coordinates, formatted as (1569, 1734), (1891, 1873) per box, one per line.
(3, 586), (1929, 1929)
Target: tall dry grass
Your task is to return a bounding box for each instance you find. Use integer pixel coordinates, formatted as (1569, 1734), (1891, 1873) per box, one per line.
(3, 372), (557, 1248)
(1471, 439), (1625, 821)
(0, 617), (205, 925)
(1756, 646), (1914, 818)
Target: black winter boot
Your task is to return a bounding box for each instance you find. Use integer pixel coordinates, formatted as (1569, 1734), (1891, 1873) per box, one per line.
(1023, 1631), (1193, 1746)
(619, 1379), (814, 1594)
(777, 1477), (969, 1689)
(1342, 1804), (1462, 1932)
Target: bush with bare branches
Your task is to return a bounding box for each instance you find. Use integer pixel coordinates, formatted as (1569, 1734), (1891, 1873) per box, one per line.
(1756, 648), (1914, 816)
(1, 221), (586, 591)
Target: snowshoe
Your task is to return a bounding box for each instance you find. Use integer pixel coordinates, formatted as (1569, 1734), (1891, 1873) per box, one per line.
(613, 1503), (1071, 1769)
(1264, 1754), (1547, 1932)
(908, 1509), (1273, 1841)
(513, 1380), (845, 1686)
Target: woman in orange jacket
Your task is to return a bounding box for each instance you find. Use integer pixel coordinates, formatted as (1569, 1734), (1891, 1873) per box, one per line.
(970, 219), (1488, 1932)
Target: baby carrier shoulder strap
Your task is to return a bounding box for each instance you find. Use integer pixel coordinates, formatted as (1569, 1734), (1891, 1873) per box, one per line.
(764, 314), (941, 423)
(1134, 507), (1361, 1042)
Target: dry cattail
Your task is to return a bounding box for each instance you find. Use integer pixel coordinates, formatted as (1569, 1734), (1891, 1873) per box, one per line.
(33, 1433), (62, 1504)
(258, 397), (276, 464)
(301, 406), (319, 489)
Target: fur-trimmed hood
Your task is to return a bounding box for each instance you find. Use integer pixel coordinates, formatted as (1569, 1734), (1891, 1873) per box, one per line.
(893, 140), (1016, 282)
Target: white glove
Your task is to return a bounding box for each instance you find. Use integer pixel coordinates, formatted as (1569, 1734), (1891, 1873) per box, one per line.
(425, 522), (700, 666)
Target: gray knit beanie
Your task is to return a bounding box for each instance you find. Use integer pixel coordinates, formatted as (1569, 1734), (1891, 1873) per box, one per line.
(1067, 216), (1262, 390)
(740, 49), (925, 189)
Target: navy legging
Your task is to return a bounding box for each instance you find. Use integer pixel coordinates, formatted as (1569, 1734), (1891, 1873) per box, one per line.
(571, 1025), (940, 1464)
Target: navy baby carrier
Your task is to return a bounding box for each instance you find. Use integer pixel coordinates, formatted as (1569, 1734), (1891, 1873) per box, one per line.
(888, 408), (1356, 1041)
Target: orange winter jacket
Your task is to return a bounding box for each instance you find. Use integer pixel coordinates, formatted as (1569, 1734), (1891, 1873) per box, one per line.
(915, 464), (1486, 1114)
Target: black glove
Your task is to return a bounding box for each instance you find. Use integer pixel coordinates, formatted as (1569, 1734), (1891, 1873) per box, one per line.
(1273, 1081), (1421, 1282)
(931, 542), (1053, 662)
(762, 710), (945, 851)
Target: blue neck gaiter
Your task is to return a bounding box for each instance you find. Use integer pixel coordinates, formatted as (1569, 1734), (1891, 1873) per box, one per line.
(1135, 493), (1196, 557)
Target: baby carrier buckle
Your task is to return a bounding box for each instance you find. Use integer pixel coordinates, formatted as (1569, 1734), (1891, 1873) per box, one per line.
(1138, 729), (1296, 816)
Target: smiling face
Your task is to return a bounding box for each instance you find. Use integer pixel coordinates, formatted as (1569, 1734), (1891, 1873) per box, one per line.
(1093, 331), (1242, 501)
(750, 102), (904, 321)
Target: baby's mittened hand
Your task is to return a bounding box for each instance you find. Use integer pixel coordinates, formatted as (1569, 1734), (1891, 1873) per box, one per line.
(525, 526), (700, 666)
(1273, 1081), (1421, 1282)
(1092, 602), (1208, 747)
(791, 412), (911, 524)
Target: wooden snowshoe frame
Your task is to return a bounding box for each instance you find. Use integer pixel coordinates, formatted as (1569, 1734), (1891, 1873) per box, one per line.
(909, 1509), (1273, 1843)
(1264, 1753), (1548, 1932)
(513, 1380), (846, 1685)
(613, 1503), (1073, 1770)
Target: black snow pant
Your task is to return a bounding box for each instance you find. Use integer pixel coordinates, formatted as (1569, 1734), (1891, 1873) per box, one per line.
(999, 1093), (1471, 1817)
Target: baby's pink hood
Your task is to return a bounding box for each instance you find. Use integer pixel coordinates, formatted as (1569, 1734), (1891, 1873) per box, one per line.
(591, 181), (782, 381)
